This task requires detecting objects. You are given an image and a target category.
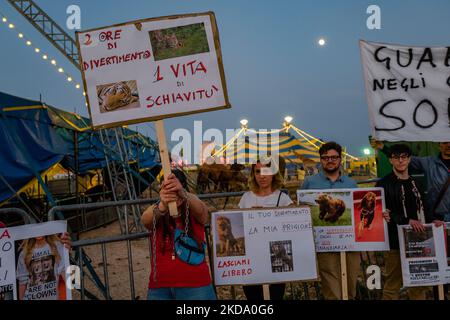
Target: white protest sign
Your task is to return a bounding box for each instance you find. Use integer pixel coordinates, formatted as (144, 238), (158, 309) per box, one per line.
(360, 40), (450, 142)
(398, 223), (450, 287)
(297, 188), (390, 252)
(2, 221), (71, 300)
(0, 228), (16, 300)
(211, 207), (317, 286)
(77, 12), (230, 129)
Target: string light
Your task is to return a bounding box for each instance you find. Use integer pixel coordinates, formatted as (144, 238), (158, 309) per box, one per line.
(0, 11), (83, 96)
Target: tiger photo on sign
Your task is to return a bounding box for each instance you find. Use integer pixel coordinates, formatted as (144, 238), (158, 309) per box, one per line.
(96, 80), (140, 113)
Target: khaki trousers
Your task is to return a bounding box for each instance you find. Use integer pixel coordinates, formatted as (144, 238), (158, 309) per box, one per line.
(382, 250), (429, 300)
(317, 252), (361, 300)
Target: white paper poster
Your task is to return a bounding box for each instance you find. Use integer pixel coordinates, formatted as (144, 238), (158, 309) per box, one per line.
(211, 207), (317, 286)
(360, 40), (450, 142)
(297, 188), (389, 252)
(77, 12), (230, 129)
(0, 221), (71, 300)
(398, 223), (450, 287)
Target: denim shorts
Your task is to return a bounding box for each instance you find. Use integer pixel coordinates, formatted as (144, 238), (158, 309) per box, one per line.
(147, 284), (216, 300)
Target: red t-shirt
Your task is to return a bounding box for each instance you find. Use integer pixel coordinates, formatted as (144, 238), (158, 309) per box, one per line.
(148, 213), (211, 289)
(0, 221), (5, 228)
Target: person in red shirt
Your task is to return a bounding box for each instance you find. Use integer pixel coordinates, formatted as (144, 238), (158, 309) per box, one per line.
(141, 173), (216, 300)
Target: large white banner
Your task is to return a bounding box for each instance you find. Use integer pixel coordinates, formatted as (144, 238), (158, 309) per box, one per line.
(211, 207), (317, 286)
(77, 12), (229, 129)
(398, 223), (450, 287)
(297, 188), (390, 252)
(0, 221), (71, 300)
(360, 40), (450, 142)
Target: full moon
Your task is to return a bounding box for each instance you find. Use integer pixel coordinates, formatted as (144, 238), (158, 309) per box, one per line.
(318, 38), (326, 46)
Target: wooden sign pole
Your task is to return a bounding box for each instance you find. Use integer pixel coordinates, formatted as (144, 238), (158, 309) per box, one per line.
(340, 252), (349, 300)
(155, 120), (178, 217)
(263, 284), (270, 300)
(438, 284), (445, 300)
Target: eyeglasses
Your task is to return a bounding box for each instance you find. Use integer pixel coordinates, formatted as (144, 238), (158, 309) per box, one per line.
(320, 155), (340, 162)
(390, 154), (410, 160)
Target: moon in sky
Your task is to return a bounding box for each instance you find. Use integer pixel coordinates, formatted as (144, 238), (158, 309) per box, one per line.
(318, 38), (326, 46)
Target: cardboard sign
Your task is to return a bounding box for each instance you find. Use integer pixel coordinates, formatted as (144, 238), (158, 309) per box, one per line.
(0, 221), (71, 300)
(297, 188), (390, 252)
(360, 40), (450, 142)
(398, 223), (450, 287)
(211, 207), (317, 286)
(77, 12), (230, 129)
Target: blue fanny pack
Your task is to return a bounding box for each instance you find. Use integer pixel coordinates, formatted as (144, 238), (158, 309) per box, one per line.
(174, 229), (206, 265)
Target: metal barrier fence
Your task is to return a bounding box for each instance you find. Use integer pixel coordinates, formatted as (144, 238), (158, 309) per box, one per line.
(0, 207), (36, 224)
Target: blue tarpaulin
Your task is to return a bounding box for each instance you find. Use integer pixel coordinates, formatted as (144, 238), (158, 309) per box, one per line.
(0, 91), (160, 203)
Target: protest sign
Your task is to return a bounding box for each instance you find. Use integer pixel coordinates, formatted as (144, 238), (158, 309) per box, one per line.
(360, 40), (450, 142)
(0, 221), (71, 300)
(77, 12), (229, 129)
(211, 207), (317, 286)
(297, 188), (389, 252)
(0, 227), (15, 300)
(398, 223), (450, 287)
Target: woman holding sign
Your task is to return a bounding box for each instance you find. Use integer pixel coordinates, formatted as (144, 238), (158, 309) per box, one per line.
(238, 156), (293, 300)
(141, 172), (216, 300)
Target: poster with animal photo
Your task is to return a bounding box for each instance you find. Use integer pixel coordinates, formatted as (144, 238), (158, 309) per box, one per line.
(0, 221), (71, 300)
(297, 188), (389, 252)
(77, 12), (230, 129)
(398, 224), (450, 287)
(211, 207), (317, 286)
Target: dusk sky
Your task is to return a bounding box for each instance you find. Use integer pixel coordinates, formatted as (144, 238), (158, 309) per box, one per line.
(1, 0), (449, 156)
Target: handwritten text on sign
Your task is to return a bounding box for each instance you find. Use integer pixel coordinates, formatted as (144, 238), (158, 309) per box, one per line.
(77, 13), (229, 129)
(360, 40), (450, 142)
(212, 207), (317, 286)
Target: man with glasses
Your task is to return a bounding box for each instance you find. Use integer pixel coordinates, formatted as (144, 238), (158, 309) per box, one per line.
(375, 144), (444, 300)
(302, 141), (360, 300)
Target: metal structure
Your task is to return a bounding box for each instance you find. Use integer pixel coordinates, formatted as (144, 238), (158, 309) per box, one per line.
(6, 0), (156, 234)
(7, 0), (79, 68)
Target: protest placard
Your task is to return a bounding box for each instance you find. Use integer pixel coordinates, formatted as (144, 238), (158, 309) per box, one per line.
(297, 188), (389, 252)
(360, 40), (450, 142)
(398, 223), (450, 287)
(0, 221), (71, 300)
(77, 12), (229, 129)
(0, 227), (15, 300)
(211, 207), (317, 286)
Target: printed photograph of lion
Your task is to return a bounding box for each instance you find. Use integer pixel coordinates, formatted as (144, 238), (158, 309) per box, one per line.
(214, 214), (245, 257)
(96, 80), (140, 113)
(297, 191), (352, 226)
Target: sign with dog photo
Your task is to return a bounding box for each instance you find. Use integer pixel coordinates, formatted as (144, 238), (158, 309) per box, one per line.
(77, 12), (230, 129)
(297, 188), (389, 252)
(0, 221), (71, 300)
(211, 207), (317, 286)
(398, 223), (450, 287)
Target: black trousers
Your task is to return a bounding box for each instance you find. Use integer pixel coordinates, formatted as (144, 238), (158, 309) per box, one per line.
(242, 283), (286, 300)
